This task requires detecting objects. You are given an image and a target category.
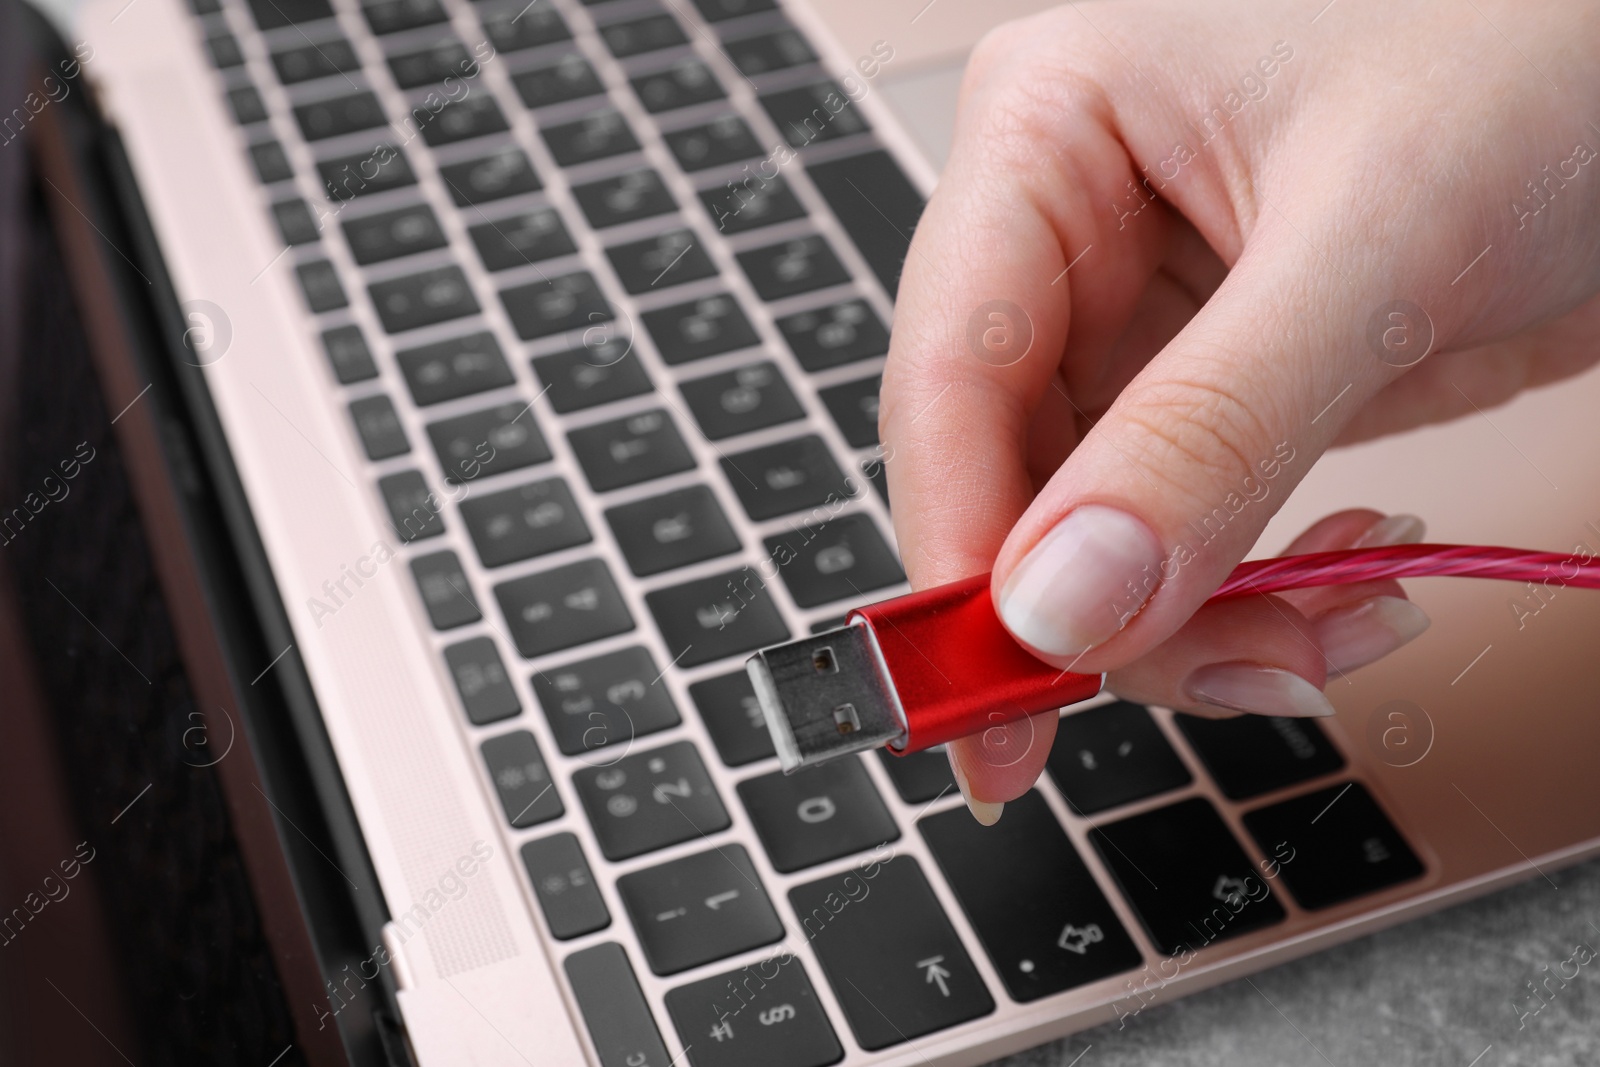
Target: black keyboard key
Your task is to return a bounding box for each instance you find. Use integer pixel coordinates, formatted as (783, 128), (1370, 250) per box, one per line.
(418, 95), (509, 146)
(190, 0), (221, 15)
(388, 37), (478, 88)
(481, 6), (571, 52)
(542, 110), (640, 167)
(574, 740), (729, 861)
(533, 341), (653, 413)
(572, 168), (676, 229)
(565, 944), (673, 1067)
(533, 646), (680, 756)
(688, 669), (773, 766)
(724, 27), (815, 76)
(701, 174), (805, 235)
(342, 203), (448, 264)
(643, 567), (789, 668)
(468, 208), (577, 271)
(739, 757), (898, 873)
(680, 361), (803, 440)
(665, 956), (841, 1067)
(763, 512), (903, 608)
(443, 636), (521, 725)
(818, 373), (879, 448)
(642, 293), (759, 364)
(807, 150), (925, 297)
(438, 147), (542, 206)
(606, 229), (717, 294)
(250, 140), (294, 183)
(664, 115), (762, 171)
(721, 434), (851, 521)
(690, 0), (775, 19)
(759, 81), (869, 148)
(632, 59), (725, 113)
(619, 845), (782, 974)
(396, 332), (514, 405)
(862, 455), (888, 505)
(378, 470), (446, 541)
(737, 235), (850, 301)
(568, 409), (695, 492)
(295, 93), (386, 141)
(348, 394), (410, 459)
(362, 0), (448, 35)
(247, 0), (332, 29)
(921, 790), (1142, 1002)
(318, 144), (417, 200)
(228, 85), (269, 125)
(1174, 713), (1345, 800)
(501, 271), (612, 340)
(410, 549), (482, 629)
(1242, 782), (1423, 910)
(206, 33), (245, 69)
(605, 485), (740, 577)
(321, 324), (378, 383)
(272, 198), (323, 246)
(523, 833), (610, 939)
(494, 558), (634, 658)
(462, 477), (590, 567)
(370, 267), (481, 333)
(600, 14), (687, 57)
(876, 748), (955, 804)
(1089, 797), (1286, 955)
(295, 260), (348, 312)
(1046, 701), (1193, 816)
(792, 856), (993, 1050)
(427, 401), (550, 484)
(482, 730), (564, 826)
(272, 39), (360, 84)
(512, 55), (605, 108)
(776, 298), (888, 371)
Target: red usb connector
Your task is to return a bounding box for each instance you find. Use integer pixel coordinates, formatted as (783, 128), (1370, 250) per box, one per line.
(747, 543), (1600, 772)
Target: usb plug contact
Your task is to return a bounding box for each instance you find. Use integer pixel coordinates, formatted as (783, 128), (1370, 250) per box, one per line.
(747, 626), (907, 773)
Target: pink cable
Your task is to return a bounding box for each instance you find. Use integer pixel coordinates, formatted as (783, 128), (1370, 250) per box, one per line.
(1210, 544), (1600, 600)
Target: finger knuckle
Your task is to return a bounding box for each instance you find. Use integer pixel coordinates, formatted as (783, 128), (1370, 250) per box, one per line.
(1118, 374), (1280, 502)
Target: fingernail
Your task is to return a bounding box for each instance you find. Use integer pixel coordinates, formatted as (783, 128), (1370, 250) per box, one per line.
(1183, 663), (1335, 717)
(948, 750), (1003, 826)
(1353, 513), (1426, 549)
(998, 505), (1165, 658)
(1314, 595), (1430, 673)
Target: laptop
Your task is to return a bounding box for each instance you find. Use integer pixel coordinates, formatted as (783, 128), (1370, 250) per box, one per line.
(12, 0), (1599, 1060)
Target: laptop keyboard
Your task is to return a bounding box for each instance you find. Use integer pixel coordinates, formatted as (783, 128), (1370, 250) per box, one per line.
(187, 0), (1427, 1060)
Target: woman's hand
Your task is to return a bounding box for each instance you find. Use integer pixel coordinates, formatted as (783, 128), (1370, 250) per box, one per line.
(878, 0), (1600, 822)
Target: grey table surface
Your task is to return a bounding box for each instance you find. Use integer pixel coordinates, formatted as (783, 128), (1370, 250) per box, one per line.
(989, 856), (1600, 1067)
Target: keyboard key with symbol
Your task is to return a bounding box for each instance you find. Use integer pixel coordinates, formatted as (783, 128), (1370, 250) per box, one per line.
(461, 477), (590, 567)
(759, 81), (869, 148)
(680, 361), (804, 439)
(818, 373), (880, 448)
(664, 955), (842, 1067)
(700, 174), (805, 235)
(295, 92), (386, 141)
(342, 203), (447, 264)
(321, 324), (377, 383)
(721, 434), (852, 520)
(532, 645), (680, 756)
(369, 266), (480, 333)
(513, 54), (605, 109)
(1241, 781), (1423, 910)
(481, 730), (564, 827)
(206, 32), (244, 69)
(568, 409), (696, 492)
(739, 756), (899, 872)
(565, 944), (673, 1067)
(481, 6), (570, 52)
(396, 332), (514, 405)
(468, 208), (577, 271)
(600, 14), (687, 58)
(500, 270), (612, 340)
(426, 401), (550, 485)
(644, 567), (789, 668)
(377, 470), (445, 541)
(763, 512), (903, 608)
(664, 115), (762, 171)
(791, 856), (993, 1050)
(606, 229), (717, 293)
(523, 832), (610, 939)
(542, 109), (641, 167)
(1174, 712), (1345, 800)
(724, 27), (816, 76)
(605, 485), (740, 577)
(618, 845), (782, 974)
(642, 293), (759, 364)
(493, 558), (634, 658)
(1089, 797), (1286, 955)
(737, 235), (850, 301)
(318, 143), (416, 200)
(272, 39), (359, 84)
(776, 298), (888, 371)
(574, 740), (729, 861)
(251, 140), (295, 184)
(438, 147), (542, 206)
(921, 790), (1142, 1002)
(443, 636), (520, 725)
(632, 58), (726, 113)
(688, 669), (774, 766)
(417, 95), (509, 146)
(573, 168), (677, 229)
(348, 394), (409, 460)
(228, 86), (268, 126)
(876, 749), (955, 804)
(408, 550), (481, 629)
(1046, 701), (1192, 815)
(362, 0), (448, 35)
(387, 36), (477, 88)
(295, 261), (347, 312)
(533, 341), (654, 412)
